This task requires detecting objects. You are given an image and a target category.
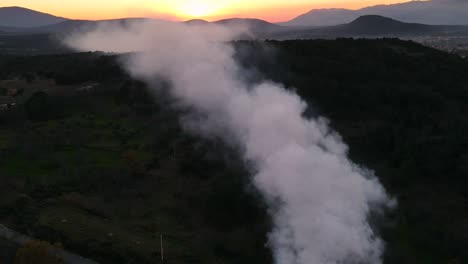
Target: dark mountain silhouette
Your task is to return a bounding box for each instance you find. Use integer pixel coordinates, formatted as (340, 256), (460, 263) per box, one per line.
(0, 15), (282, 37)
(273, 15), (468, 39)
(1, 7), (467, 40)
(34, 18), (151, 33)
(184, 19), (210, 25)
(341, 15), (448, 35)
(214, 18), (282, 32)
(281, 8), (357, 27)
(0, 18), (156, 36)
(284, 0), (468, 26)
(0, 6), (68, 27)
(0, 26), (25, 34)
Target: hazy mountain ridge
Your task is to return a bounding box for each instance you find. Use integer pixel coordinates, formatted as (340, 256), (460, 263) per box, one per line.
(0, 19), (282, 41)
(214, 18), (282, 32)
(1, 6), (468, 41)
(269, 15), (468, 40)
(285, 0), (468, 26)
(281, 8), (358, 27)
(0, 18), (169, 36)
(0, 6), (68, 27)
(2, 15), (468, 53)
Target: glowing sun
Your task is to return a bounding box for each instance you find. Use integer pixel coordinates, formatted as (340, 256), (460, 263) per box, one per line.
(183, 3), (209, 16)
(178, 1), (221, 18)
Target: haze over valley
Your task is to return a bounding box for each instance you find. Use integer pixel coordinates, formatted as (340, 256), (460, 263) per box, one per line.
(1, 4), (468, 56)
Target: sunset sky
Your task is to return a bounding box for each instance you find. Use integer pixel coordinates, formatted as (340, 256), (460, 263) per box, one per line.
(0, 0), (411, 22)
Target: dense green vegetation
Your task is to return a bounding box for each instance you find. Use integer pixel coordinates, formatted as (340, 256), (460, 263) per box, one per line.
(0, 53), (271, 264)
(0, 38), (467, 264)
(236, 38), (468, 264)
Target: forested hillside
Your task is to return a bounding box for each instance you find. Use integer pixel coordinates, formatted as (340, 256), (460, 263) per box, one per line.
(0, 38), (467, 263)
(235, 39), (468, 264)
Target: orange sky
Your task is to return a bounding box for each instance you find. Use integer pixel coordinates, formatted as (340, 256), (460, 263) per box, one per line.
(0, 0), (410, 22)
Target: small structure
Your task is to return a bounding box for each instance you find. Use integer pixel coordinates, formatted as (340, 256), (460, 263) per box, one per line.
(76, 83), (99, 93)
(0, 96), (16, 111)
(7, 88), (24, 97)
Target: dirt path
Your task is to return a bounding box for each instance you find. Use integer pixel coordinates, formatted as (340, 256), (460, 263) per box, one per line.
(0, 224), (99, 264)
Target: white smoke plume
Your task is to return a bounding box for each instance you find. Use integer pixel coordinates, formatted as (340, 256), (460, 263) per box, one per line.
(65, 20), (394, 264)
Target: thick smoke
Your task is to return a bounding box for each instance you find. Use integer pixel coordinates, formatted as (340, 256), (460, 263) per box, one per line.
(65, 21), (393, 264)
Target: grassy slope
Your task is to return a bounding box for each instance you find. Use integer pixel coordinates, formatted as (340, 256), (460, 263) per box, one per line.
(0, 59), (271, 263)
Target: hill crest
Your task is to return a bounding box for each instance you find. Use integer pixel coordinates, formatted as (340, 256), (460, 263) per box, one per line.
(0, 6), (68, 27)
(285, 1), (468, 26)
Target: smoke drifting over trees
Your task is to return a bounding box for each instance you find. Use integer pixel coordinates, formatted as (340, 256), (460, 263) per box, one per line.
(64, 21), (393, 264)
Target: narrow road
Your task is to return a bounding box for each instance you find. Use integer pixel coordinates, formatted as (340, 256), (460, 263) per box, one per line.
(0, 224), (99, 264)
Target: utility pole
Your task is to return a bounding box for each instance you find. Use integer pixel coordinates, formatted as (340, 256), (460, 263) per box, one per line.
(172, 142), (177, 159)
(160, 233), (164, 262)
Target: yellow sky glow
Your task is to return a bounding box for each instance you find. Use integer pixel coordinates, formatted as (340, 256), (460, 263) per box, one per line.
(0, 0), (409, 22)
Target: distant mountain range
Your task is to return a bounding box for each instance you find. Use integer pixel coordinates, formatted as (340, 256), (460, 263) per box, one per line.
(272, 15), (468, 39)
(3, 1), (468, 29)
(285, 0), (468, 26)
(0, 6), (67, 27)
(1, 5), (468, 40)
(0, 7), (282, 36)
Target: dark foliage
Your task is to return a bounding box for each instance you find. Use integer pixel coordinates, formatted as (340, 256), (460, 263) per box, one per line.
(0, 38), (467, 264)
(234, 38), (468, 264)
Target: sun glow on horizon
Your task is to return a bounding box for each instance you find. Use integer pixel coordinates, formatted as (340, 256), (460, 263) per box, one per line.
(177, 1), (219, 18)
(146, 0), (231, 21)
(0, 0), (411, 22)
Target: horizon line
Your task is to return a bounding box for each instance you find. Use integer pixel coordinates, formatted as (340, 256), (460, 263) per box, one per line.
(0, 1), (417, 24)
